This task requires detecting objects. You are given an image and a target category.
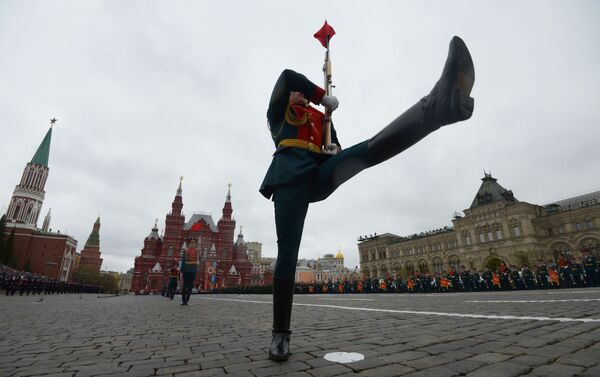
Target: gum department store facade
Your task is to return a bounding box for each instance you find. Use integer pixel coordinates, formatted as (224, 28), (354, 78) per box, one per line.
(358, 174), (600, 279)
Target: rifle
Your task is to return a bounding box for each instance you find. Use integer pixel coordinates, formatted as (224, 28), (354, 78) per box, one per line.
(314, 21), (336, 148)
(322, 44), (333, 146)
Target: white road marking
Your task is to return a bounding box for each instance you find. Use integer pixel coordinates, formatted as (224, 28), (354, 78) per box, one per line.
(466, 299), (600, 303)
(546, 290), (600, 295)
(198, 297), (600, 323)
(312, 297), (374, 301)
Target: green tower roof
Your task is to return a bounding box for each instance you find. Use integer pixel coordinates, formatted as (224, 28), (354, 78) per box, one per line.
(31, 127), (53, 166)
(470, 173), (518, 209)
(85, 217), (101, 248)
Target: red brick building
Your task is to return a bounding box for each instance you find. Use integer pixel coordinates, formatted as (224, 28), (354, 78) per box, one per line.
(131, 181), (252, 294)
(3, 122), (79, 280)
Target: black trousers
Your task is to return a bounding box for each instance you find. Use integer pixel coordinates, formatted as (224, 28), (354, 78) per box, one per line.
(181, 270), (196, 302)
(273, 141), (370, 279)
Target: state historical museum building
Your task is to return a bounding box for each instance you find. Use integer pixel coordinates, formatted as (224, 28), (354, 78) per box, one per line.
(131, 181), (252, 294)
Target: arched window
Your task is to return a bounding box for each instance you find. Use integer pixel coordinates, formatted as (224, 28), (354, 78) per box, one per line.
(378, 264), (388, 278)
(448, 255), (460, 272)
(405, 261), (415, 277)
(418, 260), (429, 274)
(13, 200), (24, 220)
(432, 257), (444, 274)
(362, 266), (370, 279)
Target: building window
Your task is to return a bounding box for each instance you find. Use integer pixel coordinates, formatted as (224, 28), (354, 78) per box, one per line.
(448, 256), (460, 272)
(479, 233), (486, 243)
(465, 235), (471, 245)
(432, 258), (444, 274)
(496, 229), (503, 240)
(587, 220), (595, 229)
(547, 228), (553, 236)
(487, 231), (494, 241)
(575, 223), (582, 231)
(559, 225), (565, 234)
(513, 226), (521, 237)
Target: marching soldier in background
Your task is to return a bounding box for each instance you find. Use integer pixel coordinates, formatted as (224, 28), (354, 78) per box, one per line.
(570, 257), (584, 288)
(535, 259), (549, 289)
(459, 266), (472, 292)
(509, 265), (522, 290)
(167, 266), (179, 300)
(482, 269), (493, 291)
(521, 264), (534, 289)
(558, 253), (572, 288)
(180, 239), (199, 306)
(582, 249), (598, 287)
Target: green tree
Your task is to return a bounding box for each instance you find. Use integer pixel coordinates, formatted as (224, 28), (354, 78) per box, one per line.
(98, 273), (119, 293)
(71, 265), (99, 285)
(484, 257), (502, 272)
(514, 251), (530, 267)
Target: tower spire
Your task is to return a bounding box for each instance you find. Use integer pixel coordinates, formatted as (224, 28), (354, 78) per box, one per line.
(31, 124), (53, 167)
(85, 216), (101, 247)
(177, 176), (183, 197)
(221, 183), (233, 220)
(42, 208), (51, 232)
(170, 178), (184, 216)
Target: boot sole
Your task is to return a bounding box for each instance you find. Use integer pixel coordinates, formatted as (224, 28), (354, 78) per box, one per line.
(451, 36), (475, 120)
(268, 351), (290, 362)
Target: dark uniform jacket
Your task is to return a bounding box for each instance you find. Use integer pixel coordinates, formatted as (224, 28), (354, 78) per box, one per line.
(260, 69), (341, 199)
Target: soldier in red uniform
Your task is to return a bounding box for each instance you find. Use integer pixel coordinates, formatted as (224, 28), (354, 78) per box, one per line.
(261, 36), (475, 361)
(167, 266), (179, 300)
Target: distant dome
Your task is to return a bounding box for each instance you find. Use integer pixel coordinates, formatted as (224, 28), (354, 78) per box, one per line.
(336, 250), (344, 259)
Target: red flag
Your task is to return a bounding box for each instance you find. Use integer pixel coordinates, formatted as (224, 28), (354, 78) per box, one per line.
(191, 222), (202, 232)
(314, 20), (335, 48)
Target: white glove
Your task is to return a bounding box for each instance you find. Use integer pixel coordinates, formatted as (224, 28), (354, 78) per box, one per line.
(322, 144), (339, 155)
(321, 95), (339, 111)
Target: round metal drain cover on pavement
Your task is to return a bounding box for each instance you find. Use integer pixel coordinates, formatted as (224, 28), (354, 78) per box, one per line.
(324, 352), (365, 363)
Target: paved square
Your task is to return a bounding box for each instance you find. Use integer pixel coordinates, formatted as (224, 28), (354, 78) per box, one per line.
(1, 289), (600, 376)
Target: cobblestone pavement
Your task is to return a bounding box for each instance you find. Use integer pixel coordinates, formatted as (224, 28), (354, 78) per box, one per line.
(1, 289), (600, 377)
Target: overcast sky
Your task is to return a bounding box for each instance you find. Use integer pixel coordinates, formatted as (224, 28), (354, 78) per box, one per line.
(1, 1), (599, 273)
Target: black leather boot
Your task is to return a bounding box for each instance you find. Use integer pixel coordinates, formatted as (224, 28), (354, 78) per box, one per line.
(269, 278), (295, 361)
(368, 36), (475, 165)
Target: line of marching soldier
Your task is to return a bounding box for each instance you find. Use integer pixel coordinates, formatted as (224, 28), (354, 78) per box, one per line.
(1, 264), (101, 296)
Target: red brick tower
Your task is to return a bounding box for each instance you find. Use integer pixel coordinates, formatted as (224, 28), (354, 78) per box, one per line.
(79, 217), (103, 272)
(131, 219), (163, 293)
(159, 177), (186, 275)
(217, 183), (235, 264)
(228, 226), (253, 286)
